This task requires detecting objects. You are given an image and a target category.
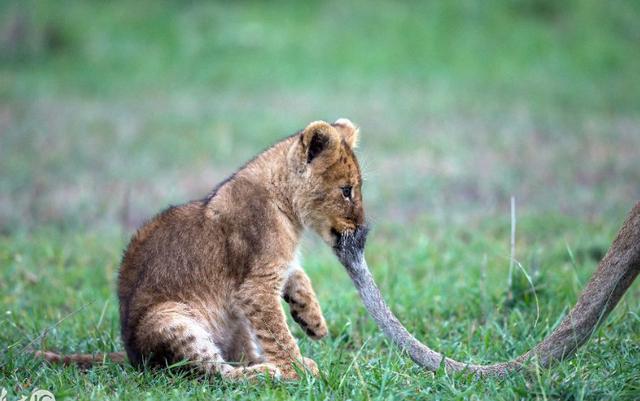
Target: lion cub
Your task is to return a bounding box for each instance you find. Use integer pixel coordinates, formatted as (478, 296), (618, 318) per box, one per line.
(118, 119), (365, 380)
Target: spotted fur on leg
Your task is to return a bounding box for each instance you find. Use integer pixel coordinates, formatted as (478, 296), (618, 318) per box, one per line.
(134, 302), (279, 380)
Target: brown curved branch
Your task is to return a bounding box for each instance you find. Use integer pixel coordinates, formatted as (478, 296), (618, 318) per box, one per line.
(335, 202), (640, 376)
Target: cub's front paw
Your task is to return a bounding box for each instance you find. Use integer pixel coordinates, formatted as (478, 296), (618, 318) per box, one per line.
(222, 362), (281, 381)
(289, 304), (328, 340)
(279, 357), (320, 380)
(301, 357), (319, 376)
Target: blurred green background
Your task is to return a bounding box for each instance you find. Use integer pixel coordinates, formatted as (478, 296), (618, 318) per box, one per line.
(2, 0), (639, 230)
(1, 1), (639, 400)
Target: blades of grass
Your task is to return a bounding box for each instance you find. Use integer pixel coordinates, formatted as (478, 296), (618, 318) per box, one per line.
(95, 299), (109, 331)
(0, 300), (97, 369)
(565, 240), (583, 291)
(513, 258), (541, 328)
(534, 358), (548, 401)
(353, 359), (371, 401)
(508, 196), (516, 299)
(337, 335), (372, 390)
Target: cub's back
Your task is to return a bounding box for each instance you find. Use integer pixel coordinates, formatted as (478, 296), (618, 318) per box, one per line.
(118, 203), (216, 320)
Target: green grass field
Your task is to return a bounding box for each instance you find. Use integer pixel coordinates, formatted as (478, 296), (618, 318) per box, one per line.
(1, 1), (639, 399)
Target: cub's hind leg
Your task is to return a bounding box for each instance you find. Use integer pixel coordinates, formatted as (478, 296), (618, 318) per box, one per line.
(221, 310), (264, 366)
(135, 301), (279, 380)
(282, 268), (328, 340)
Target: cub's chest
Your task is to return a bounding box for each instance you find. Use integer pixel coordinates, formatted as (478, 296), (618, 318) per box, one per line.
(282, 249), (302, 285)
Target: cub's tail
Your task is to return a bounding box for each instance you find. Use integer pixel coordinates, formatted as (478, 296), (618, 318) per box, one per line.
(335, 202), (640, 377)
(34, 351), (126, 368)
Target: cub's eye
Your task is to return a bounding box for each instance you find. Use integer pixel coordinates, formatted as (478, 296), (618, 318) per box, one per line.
(341, 186), (353, 199)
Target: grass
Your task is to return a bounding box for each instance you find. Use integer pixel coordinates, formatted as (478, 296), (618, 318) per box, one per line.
(2, 218), (639, 400)
(1, 0), (639, 399)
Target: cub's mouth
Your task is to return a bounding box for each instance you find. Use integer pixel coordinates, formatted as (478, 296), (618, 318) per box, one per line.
(331, 225), (369, 266)
(330, 227), (342, 244)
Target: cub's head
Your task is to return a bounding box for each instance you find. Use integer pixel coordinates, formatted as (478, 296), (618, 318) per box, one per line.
(291, 118), (366, 248)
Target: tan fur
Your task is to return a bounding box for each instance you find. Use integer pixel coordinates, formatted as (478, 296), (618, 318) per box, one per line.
(38, 118), (364, 381)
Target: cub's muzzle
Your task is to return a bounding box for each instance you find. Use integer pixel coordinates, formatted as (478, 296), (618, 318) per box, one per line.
(332, 224), (369, 267)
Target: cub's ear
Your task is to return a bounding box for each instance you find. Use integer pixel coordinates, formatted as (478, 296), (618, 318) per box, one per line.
(332, 118), (360, 148)
(301, 121), (340, 164)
